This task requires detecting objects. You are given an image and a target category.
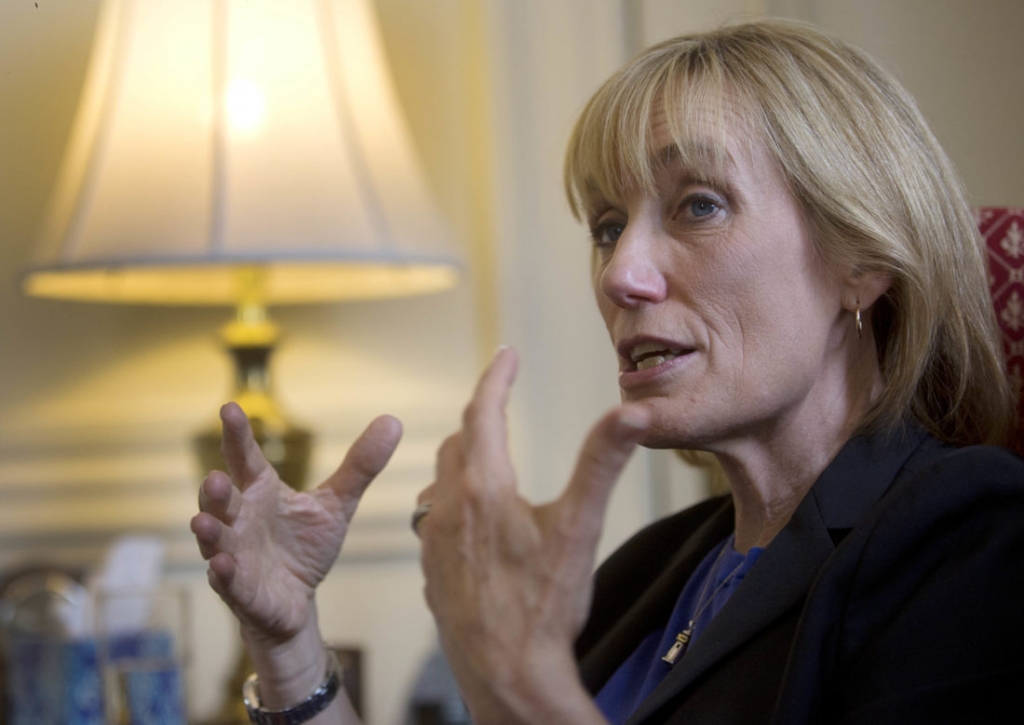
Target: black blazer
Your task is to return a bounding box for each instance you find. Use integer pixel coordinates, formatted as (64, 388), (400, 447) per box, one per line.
(576, 428), (1024, 724)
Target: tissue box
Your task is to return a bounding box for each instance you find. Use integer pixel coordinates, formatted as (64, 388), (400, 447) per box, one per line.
(104, 629), (186, 725)
(6, 631), (184, 725)
(7, 634), (103, 725)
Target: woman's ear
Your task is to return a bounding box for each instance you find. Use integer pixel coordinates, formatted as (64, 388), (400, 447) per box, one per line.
(841, 269), (892, 312)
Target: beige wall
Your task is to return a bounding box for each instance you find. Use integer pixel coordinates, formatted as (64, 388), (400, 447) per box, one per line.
(1, 0), (1018, 722)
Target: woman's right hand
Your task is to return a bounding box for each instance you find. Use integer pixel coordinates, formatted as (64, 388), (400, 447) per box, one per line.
(417, 348), (648, 723)
(190, 402), (402, 647)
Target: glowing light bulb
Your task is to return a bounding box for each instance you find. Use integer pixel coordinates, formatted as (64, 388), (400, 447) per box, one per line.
(225, 78), (266, 133)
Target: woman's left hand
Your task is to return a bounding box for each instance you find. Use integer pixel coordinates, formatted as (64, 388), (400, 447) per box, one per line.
(417, 347), (649, 723)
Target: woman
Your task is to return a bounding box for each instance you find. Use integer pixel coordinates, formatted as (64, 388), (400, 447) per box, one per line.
(191, 19), (1024, 724)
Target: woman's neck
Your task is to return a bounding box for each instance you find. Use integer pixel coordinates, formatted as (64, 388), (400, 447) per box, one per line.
(715, 343), (884, 553)
(718, 440), (839, 553)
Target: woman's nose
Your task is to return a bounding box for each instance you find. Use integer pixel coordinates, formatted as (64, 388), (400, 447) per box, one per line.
(598, 227), (668, 308)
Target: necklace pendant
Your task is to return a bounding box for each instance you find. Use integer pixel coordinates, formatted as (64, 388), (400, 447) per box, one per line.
(661, 628), (692, 664)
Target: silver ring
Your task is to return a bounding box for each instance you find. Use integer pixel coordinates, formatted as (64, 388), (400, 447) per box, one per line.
(411, 501), (433, 536)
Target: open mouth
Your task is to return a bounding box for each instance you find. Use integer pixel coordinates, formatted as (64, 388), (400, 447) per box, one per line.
(629, 341), (688, 372)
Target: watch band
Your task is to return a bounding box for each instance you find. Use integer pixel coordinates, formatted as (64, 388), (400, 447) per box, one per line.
(242, 649), (342, 725)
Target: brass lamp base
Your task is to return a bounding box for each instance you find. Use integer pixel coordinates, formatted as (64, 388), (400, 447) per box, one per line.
(193, 312), (313, 491)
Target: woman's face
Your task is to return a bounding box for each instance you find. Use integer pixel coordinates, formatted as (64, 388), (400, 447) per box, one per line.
(591, 114), (852, 452)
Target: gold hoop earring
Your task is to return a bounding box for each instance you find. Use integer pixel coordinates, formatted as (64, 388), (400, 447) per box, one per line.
(855, 306), (863, 339)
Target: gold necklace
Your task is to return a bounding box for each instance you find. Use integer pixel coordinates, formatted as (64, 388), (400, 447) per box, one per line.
(661, 542), (748, 665)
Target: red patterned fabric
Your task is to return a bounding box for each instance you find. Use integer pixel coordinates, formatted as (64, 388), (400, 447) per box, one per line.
(979, 207), (1024, 454)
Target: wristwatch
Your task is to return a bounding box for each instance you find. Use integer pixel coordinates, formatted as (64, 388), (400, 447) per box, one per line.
(242, 649), (342, 725)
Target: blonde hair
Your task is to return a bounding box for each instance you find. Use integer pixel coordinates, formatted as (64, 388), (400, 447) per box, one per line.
(565, 19), (1015, 447)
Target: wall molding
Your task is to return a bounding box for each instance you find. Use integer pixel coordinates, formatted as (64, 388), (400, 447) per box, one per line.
(0, 425), (442, 571)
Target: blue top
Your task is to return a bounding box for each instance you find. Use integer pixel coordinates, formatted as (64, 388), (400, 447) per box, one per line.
(594, 534), (763, 724)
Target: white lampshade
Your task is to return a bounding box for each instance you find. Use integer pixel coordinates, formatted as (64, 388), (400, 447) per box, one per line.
(23, 0), (460, 305)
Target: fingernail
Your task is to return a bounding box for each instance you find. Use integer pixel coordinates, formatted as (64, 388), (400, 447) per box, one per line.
(494, 344), (509, 358)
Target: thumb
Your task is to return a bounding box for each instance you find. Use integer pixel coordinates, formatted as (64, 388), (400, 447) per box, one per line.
(559, 404), (650, 541)
(320, 414), (403, 513)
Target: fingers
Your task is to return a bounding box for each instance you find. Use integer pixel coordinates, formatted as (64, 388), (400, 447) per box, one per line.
(433, 432), (464, 489)
(205, 552), (237, 601)
(219, 402), (273, 490)
(460, 347), (518, 487)
(191, 489), (244, 610)
(190, 513), (219, 558)
(558, 404), (650, 539)
(198, 470), (240, 523)
(192, 470), (239, 558)
(321, 414), (403, 509)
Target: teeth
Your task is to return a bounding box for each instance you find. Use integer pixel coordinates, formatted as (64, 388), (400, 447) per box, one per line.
(637, 355), (670, 371)
(630, 342), (684, 363)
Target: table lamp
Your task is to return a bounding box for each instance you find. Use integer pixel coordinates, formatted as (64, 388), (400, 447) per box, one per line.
(21, 0), (461, 489)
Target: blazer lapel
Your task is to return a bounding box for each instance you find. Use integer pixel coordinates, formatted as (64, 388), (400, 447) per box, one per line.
(626, 427), (928, 724)
(627, 490), (836, 723)
(579, 498), (735, 692)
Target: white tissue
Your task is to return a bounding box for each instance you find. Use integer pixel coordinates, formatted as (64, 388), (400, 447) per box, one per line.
(88, 535), (166, 635)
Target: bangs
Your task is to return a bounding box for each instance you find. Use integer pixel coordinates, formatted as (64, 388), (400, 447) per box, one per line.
(564, 38), (750, 222)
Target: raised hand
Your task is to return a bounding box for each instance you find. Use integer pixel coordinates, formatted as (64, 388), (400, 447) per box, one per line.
(417, 347), (650, 723)
(191, 402), (402, 646)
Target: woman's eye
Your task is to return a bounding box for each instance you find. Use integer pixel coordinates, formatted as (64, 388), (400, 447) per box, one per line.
(687, 197), (720, 218)
(592, 221), (625, 246)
